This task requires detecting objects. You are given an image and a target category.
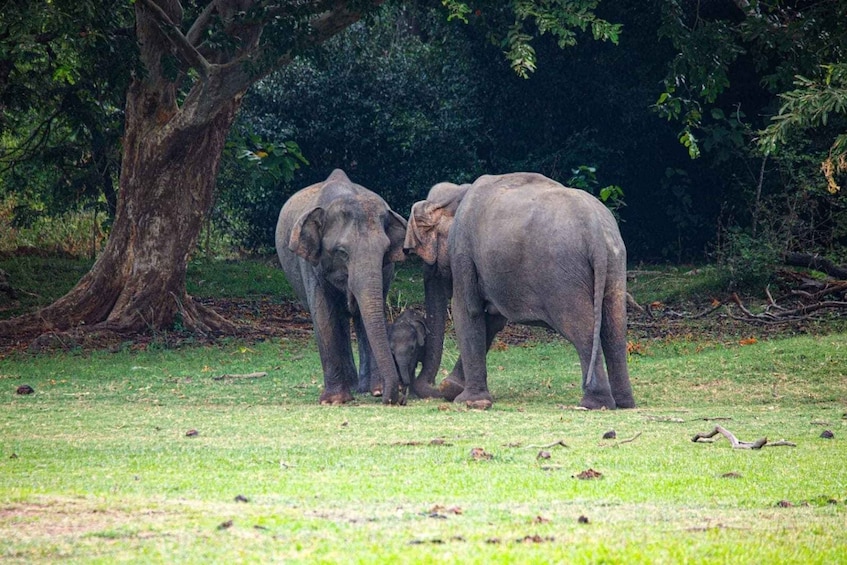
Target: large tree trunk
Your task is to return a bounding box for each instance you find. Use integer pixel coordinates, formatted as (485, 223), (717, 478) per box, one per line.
(0, 0), (383, 343)
(0, 81), (240, 339)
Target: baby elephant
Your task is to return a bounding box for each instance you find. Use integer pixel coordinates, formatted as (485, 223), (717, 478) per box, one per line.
(387, 310), (428, 395)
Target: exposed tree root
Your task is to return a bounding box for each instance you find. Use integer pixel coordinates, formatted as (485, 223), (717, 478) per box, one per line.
(0, 289), (237, 349)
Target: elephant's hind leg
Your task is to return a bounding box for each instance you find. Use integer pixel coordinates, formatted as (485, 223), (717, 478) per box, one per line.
(549, 306), (616, 410)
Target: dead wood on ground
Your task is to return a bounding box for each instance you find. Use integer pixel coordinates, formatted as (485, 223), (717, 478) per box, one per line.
(691, 425), (796, 449)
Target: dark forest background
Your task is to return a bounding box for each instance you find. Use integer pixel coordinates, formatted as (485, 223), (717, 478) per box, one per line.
(4, 1), (847, 279)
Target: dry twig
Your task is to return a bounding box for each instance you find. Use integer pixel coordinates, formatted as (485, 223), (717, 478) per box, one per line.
(212, 371), (268, 381)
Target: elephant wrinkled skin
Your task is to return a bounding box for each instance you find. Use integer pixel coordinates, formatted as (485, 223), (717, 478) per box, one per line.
(275, 169), (408, 404)
(404, 172), (636, 410)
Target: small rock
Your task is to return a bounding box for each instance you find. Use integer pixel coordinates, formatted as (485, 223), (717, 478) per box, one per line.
(16, 385), (35, 395)
(602, 430), (616, 439)
(537, 450), (552, 460)
(578, 515), (590, 524)
(820, 430), (835, 439)
(217, 520), (233, 530)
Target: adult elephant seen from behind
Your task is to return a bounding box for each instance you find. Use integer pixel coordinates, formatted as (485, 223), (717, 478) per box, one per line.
(276, 169), (425, 405)
(404, 172), (635, 410)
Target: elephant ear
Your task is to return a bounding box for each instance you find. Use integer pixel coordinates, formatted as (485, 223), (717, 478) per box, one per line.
(386, 209), (408, 263)
(289, 207), (325, 265)
(413, 316), (428, 347)
(404, 200), (440, 265)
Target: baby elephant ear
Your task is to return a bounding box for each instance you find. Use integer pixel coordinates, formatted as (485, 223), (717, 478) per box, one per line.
(289, 207), (325, 265)
(413, 317), (427, 347)
(386, 209), (408, 263)
(404, 201), (439, 265)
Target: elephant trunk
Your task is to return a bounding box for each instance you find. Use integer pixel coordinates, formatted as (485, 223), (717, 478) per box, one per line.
(412, 264), (449, 398)
(350, 264), (403, 405)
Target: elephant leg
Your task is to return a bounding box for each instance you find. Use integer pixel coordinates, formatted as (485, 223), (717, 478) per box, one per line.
(441, 313), (507, 402)
(450, 260), (495, 408)
(602, 291), (635, 408)
(550, 302), (615, 410)
(353, 315), (382, 396)
(311, 291), (357, 405)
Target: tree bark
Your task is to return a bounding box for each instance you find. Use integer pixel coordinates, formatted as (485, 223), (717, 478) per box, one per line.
(0, 0), (385, 342)
(0, 82), (240, 338)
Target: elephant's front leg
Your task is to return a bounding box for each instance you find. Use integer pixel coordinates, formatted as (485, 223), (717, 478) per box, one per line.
(311, 290), (357, 405)
(441, 313), (507, 402)
(353, 315), (383, 397)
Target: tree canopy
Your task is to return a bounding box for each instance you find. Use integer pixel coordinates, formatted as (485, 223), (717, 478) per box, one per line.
(1, 0), (847, 340)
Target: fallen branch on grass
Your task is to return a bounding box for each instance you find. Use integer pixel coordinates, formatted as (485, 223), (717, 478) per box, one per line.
(691, 425), (798, 449)
(616, 431), (642, 445)
(692, 425), (767, 449)
(730, 292), (847, 324)
(524, 439), (569, 449)
(212, 372), (268, 381)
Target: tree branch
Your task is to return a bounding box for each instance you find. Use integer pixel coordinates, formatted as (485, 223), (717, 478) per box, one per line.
(215, 0), (384, 104)
(783, 252), (847, 279)
(186, 1), (218, 47)
(692, 425), (767, 449)
(137, 0), (212, 79)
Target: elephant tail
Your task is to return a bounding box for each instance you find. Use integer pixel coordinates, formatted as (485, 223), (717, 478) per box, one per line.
(587, 242), (607, 392)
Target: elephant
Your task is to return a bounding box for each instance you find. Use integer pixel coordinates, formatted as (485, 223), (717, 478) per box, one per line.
(404, 172), (636, 410)
(276, 169), (424, 405)
(387, 309), (428, 392)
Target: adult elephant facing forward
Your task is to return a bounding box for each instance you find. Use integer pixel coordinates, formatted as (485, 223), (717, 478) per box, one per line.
(404, 172), (635, 410)
(276, 169), (419, 405)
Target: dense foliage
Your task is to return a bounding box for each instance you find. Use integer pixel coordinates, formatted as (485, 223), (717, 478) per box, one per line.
(0, 1), (133, 225)
(2, 0), (847, 270)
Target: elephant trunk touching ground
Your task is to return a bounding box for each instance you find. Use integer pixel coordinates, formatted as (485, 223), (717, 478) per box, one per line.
(348, 257), (403, 404)
(275, 169), (407, 405)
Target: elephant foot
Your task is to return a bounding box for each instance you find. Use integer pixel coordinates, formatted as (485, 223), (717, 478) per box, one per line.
(439, 378), (465, 402)
(320, 389), (355, 405)
(579, 392), (616, 410)
(455, 390), (493, 410)
(613, 394), (636, 409)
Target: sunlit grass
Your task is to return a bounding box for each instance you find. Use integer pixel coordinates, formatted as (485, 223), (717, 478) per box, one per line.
(2, 333), (846, 562)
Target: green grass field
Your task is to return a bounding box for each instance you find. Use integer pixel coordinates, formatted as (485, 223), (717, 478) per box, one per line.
(2, 332), (846, 563)
(1, 257), (846, 562)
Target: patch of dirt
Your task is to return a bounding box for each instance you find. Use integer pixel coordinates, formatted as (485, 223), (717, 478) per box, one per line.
(0, 298), (314, 357)
(3, 282), (846, 358)
(0, 500), (172, 540)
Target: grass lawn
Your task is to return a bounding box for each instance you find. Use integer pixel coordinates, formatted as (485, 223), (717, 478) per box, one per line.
(1, 257), (846, 562)
(2, 331), (846, 563)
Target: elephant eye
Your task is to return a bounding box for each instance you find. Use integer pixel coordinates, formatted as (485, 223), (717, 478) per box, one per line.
(334, 247), (349, 262)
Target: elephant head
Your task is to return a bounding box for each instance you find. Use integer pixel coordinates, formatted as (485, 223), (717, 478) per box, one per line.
(403, 182), (470, 396)
(288, 173), (408, 404)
